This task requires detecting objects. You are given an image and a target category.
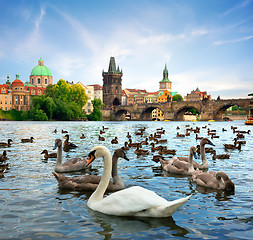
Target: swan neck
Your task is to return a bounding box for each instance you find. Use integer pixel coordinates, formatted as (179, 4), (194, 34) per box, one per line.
(200, 142), (208, 167)
(56, 144), (62, 166)
(111, 152), (118, 180)
(188, 150), (194, 173)
(88, 149), (112, 204)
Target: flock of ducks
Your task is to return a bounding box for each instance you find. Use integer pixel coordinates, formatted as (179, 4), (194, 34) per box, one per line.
(0, 123), (250, 218)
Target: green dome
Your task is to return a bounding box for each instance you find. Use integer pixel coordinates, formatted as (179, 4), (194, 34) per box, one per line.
(30, 58), (52, 77)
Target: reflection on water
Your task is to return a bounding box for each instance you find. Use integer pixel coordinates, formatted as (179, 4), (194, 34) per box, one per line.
(0, 120), (252, 239)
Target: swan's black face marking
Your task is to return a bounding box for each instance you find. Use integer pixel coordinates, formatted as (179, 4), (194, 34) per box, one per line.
(86, 150), (96, 167)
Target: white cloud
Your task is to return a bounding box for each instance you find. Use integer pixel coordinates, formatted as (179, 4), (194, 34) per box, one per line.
(222, 0), (251, 16)
(213, 35), (253, 45)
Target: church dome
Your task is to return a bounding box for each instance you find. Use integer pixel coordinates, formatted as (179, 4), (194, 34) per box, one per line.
(30, 58), (52, 77)
(11, 74), (24, 86)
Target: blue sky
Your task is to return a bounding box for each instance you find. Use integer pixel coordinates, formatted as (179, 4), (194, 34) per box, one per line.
(0, 0), (253, 99)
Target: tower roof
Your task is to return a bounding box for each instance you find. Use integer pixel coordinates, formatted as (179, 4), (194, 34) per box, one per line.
(107, 57), (122, 74)
(30, 58), (52, 77)
(159, 64), (171, 83)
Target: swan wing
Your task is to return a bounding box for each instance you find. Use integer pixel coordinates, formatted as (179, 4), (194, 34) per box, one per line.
(89, 186), (190, 217)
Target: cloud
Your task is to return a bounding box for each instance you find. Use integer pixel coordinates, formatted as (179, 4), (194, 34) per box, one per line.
(213, 35), (253, 45)
(222, 0), (251, 16)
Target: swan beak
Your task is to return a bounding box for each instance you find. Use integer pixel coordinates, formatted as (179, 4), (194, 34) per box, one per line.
(53, 142), (58, 150)
(193, 151), (198, 159)
(86, 151), (96, 167)
(123, 152), (129, 161)
(209, 140), (215, 146)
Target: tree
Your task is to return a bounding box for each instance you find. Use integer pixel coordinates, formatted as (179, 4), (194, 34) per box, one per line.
(172, 94), (183, 102)
(87, 99), (104, 121)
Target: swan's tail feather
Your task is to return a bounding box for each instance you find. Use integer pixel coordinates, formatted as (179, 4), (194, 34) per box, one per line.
(163, 195), (191, 216)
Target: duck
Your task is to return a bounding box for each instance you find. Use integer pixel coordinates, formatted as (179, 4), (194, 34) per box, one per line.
(224, 142), (242, 150)
(150, 142), (161, 152)
(126, 132), (131, 138)
(100, 130), (105, 134)
(128, 139), (140, 148)
(80, 134), (86, 139)
(192, 170), (235, 191)
(52, 148), (129, 191)
(158, 146), (197, 175)
(158, 146), (176, 155)
(134, 144), (149, 156)
(122, 142), (129, 151)
(21, 137), (34, 143)
(53, 129), (57, 133)
(0, 139), (13, 147)
(140, 138), (149, 145)
(196, 138), (215, 169)
(63, 134), (77, 150)
(85, 146), (191, 217)
(211, 150), (230, 160)
(0, 151), (8, 162)
(53, 139), (89, 173)
(111, 137), (118, 144)
(98, 135), (105, 141)
(154, 138), (168, 144)
(176, 132), (185, 138)
(102, 126), (109, 130)
(41, 150), (57, 159)
(62, 130), (68, 134)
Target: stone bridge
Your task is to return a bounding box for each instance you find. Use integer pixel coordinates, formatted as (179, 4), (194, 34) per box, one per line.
(102, 97), (253, 121)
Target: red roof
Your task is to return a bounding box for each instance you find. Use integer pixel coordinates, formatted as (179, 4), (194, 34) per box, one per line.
(0, 84), (11, 94)
(12, 79), (24, 86)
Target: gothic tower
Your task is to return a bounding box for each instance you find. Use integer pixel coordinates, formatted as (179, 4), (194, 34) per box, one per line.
(102, 57), (123, 108)
(159, 64), (172, 92)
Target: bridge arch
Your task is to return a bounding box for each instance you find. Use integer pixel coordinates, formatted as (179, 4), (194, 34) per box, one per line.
(140, 106), (165, 121)
(174, 106), (201, 121)
(114, 109), (131, 121)
(213, 102), (248, 120)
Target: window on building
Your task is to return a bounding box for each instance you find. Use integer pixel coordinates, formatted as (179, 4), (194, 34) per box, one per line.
(45, 79), (47, 84)
(15, 96), (18, 105)
(38, 78), (41, 84)
(20, 96), (23, 105)
(32, 78), (34, 84)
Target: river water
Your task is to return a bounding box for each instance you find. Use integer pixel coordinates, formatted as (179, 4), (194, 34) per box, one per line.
(0, 120), (252, 239)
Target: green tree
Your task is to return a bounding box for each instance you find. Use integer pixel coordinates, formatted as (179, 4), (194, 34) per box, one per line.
(87, 99), (104, 121)
(172, 94), (183, 102)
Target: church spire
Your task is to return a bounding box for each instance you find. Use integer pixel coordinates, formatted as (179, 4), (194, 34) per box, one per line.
(108, 57), (117, 72)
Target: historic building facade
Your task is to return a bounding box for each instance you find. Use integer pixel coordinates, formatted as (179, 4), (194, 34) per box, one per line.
(30, 58), (53, 87)
(77, 82), (94, 114)
(102, 57), (122, 108)
(184, 87), (211, 101)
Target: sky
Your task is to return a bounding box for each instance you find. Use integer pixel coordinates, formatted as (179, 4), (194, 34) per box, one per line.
(0, 0), (253, 99)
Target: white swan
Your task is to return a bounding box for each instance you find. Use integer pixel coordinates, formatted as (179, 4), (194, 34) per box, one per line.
(52, 148), (129, 191)
(159, 146), (197, 175)
(86, 146), (191, 217)
(53, 139), (89, 173)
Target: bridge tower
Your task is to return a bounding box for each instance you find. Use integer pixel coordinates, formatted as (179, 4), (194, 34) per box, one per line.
(102, 57), (123, 108)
